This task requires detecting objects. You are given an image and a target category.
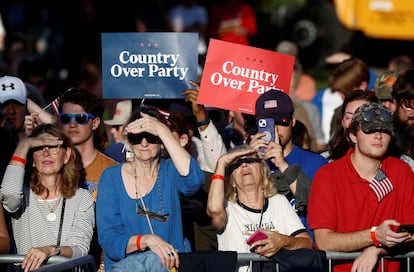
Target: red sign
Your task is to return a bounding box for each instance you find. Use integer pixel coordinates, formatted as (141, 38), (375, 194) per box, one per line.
(198, 39), (295, 114)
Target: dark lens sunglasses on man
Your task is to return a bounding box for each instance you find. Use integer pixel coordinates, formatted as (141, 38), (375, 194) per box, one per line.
(59, 113), (96, 125)
(127, 132), (161, 145)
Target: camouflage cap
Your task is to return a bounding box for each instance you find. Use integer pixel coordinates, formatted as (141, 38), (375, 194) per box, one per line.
(352, 102), (394, 135)
(374, 70), (400, 101)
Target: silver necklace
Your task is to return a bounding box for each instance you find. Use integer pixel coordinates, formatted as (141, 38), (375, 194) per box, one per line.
(44, 197), (62, 222)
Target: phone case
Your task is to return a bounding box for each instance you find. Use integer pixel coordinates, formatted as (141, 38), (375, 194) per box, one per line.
(257, 118), (275, 153)
(246, 230), (268, 245)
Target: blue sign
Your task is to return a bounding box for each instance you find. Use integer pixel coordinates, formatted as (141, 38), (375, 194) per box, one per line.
(102, 32), (198, 99)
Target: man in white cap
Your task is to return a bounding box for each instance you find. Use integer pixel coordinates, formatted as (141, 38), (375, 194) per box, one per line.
(104, 100), (132, 162)
(0, 75), (27, 142)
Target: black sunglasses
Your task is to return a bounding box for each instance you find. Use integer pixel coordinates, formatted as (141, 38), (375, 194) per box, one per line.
(136, 204), (169, 222)
(229, 157), (262, 173)
(128, 132), (161, 145)
(362, 109), (393, 123)
(59, 113), (96, 125)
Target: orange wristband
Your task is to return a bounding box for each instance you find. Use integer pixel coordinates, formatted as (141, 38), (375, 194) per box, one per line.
(370, 226), (382, 247)
(210, 174), (225, 181)
(11, 156), (26, 165)
(136, 235), (143, 251)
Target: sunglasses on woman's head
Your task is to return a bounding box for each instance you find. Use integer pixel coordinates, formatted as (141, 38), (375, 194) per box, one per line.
(59, 113), (96, 125)
(127, 132), (161, 145)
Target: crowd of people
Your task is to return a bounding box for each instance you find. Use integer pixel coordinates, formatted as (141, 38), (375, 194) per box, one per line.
(0, 1), (413, 272)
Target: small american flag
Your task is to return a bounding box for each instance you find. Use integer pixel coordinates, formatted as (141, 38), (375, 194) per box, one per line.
(369, 169), (393, 202)
(264, 99), (278, 109)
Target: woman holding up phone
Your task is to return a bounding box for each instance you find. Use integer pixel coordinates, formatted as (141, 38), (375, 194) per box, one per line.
(207, 144), (312, 271)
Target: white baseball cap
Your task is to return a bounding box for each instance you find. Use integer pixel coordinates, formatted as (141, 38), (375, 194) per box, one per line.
(104, 100), (132, 126)
(0, 76), (27, 105)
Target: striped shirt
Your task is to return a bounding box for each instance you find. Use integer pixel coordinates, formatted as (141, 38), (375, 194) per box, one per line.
(1, 165), (95, 257)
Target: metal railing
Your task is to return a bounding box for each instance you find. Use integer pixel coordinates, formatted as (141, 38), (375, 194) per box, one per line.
(0, 251), (412, 271)
(0, 254), (96, 272)
(237, 251), (414, 272)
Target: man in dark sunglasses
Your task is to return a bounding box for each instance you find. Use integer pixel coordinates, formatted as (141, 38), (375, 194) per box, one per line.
(59, 87), (118, 270)
(309, 102), (414, 272)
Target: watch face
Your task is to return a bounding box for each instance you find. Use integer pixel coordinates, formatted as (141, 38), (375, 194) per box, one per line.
(55, 246), (61, 255)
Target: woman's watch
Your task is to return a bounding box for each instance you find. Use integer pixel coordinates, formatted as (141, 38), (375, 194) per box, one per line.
(54, 245), (61, 256)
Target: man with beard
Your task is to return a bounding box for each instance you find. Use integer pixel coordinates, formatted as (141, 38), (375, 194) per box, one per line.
(392, 69), (414, 158)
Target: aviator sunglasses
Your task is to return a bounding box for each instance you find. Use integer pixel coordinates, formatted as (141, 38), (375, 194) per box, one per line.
(59, 113), (96, 125)
(362, 108), (393, 123)
(127, 132), (161, 145)
(136, 204), (169, 222)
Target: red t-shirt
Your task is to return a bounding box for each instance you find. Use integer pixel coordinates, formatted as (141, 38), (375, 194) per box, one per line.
(309, 148), (414, 272)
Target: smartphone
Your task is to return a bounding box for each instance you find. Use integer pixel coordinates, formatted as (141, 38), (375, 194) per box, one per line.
(397, 224), (414, 235)
(246, 230), (268, 246)
(257, 118), (275, 153)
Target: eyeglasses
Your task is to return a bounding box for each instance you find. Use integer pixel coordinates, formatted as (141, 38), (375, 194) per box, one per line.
(59, 113), (96, 125)
(127, 132), (161, 145)
(32, 145), (62, 156)
(362, 109), (393, 123)
(229, 157), (262, 173)
(136, 203), (169, 222)
(401, 99), (414, 111)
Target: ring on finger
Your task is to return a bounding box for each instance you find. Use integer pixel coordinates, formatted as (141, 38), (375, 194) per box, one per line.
(167, 252), (174, 257)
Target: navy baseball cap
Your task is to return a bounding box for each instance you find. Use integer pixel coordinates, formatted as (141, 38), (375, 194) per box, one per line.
(255, 89), (293, 126)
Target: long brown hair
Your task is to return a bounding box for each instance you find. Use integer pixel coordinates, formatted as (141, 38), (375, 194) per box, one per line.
(28, 124), (79, 198)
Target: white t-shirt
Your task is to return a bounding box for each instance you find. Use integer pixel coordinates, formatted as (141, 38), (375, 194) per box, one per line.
(218, 194), (306, 252)
(321, 88), (343, 143)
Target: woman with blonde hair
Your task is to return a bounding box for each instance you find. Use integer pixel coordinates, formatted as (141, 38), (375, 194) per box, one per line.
(207, 144), (312, 271)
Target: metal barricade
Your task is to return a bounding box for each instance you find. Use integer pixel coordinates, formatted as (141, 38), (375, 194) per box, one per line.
(237, 251), (414, 272)
(0, 254), (96, 272)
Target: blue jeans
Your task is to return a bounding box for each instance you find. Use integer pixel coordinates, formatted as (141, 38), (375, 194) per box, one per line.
(107, 251), (170, 272)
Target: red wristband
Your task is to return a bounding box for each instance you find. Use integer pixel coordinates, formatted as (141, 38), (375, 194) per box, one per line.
(210, 174), (225, 181)
(370, 226), (382, 247)
(136, 235), (143, 251)
(11, 156), (26, 165)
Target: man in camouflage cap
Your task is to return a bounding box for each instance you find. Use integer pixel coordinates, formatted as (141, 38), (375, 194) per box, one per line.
(309, 102), (414, 272)
(374, 70), (400, 113)
(350, 102), (394, 136)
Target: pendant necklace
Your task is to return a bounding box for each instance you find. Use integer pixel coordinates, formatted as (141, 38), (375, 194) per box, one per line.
(44, 196), (62, 222)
